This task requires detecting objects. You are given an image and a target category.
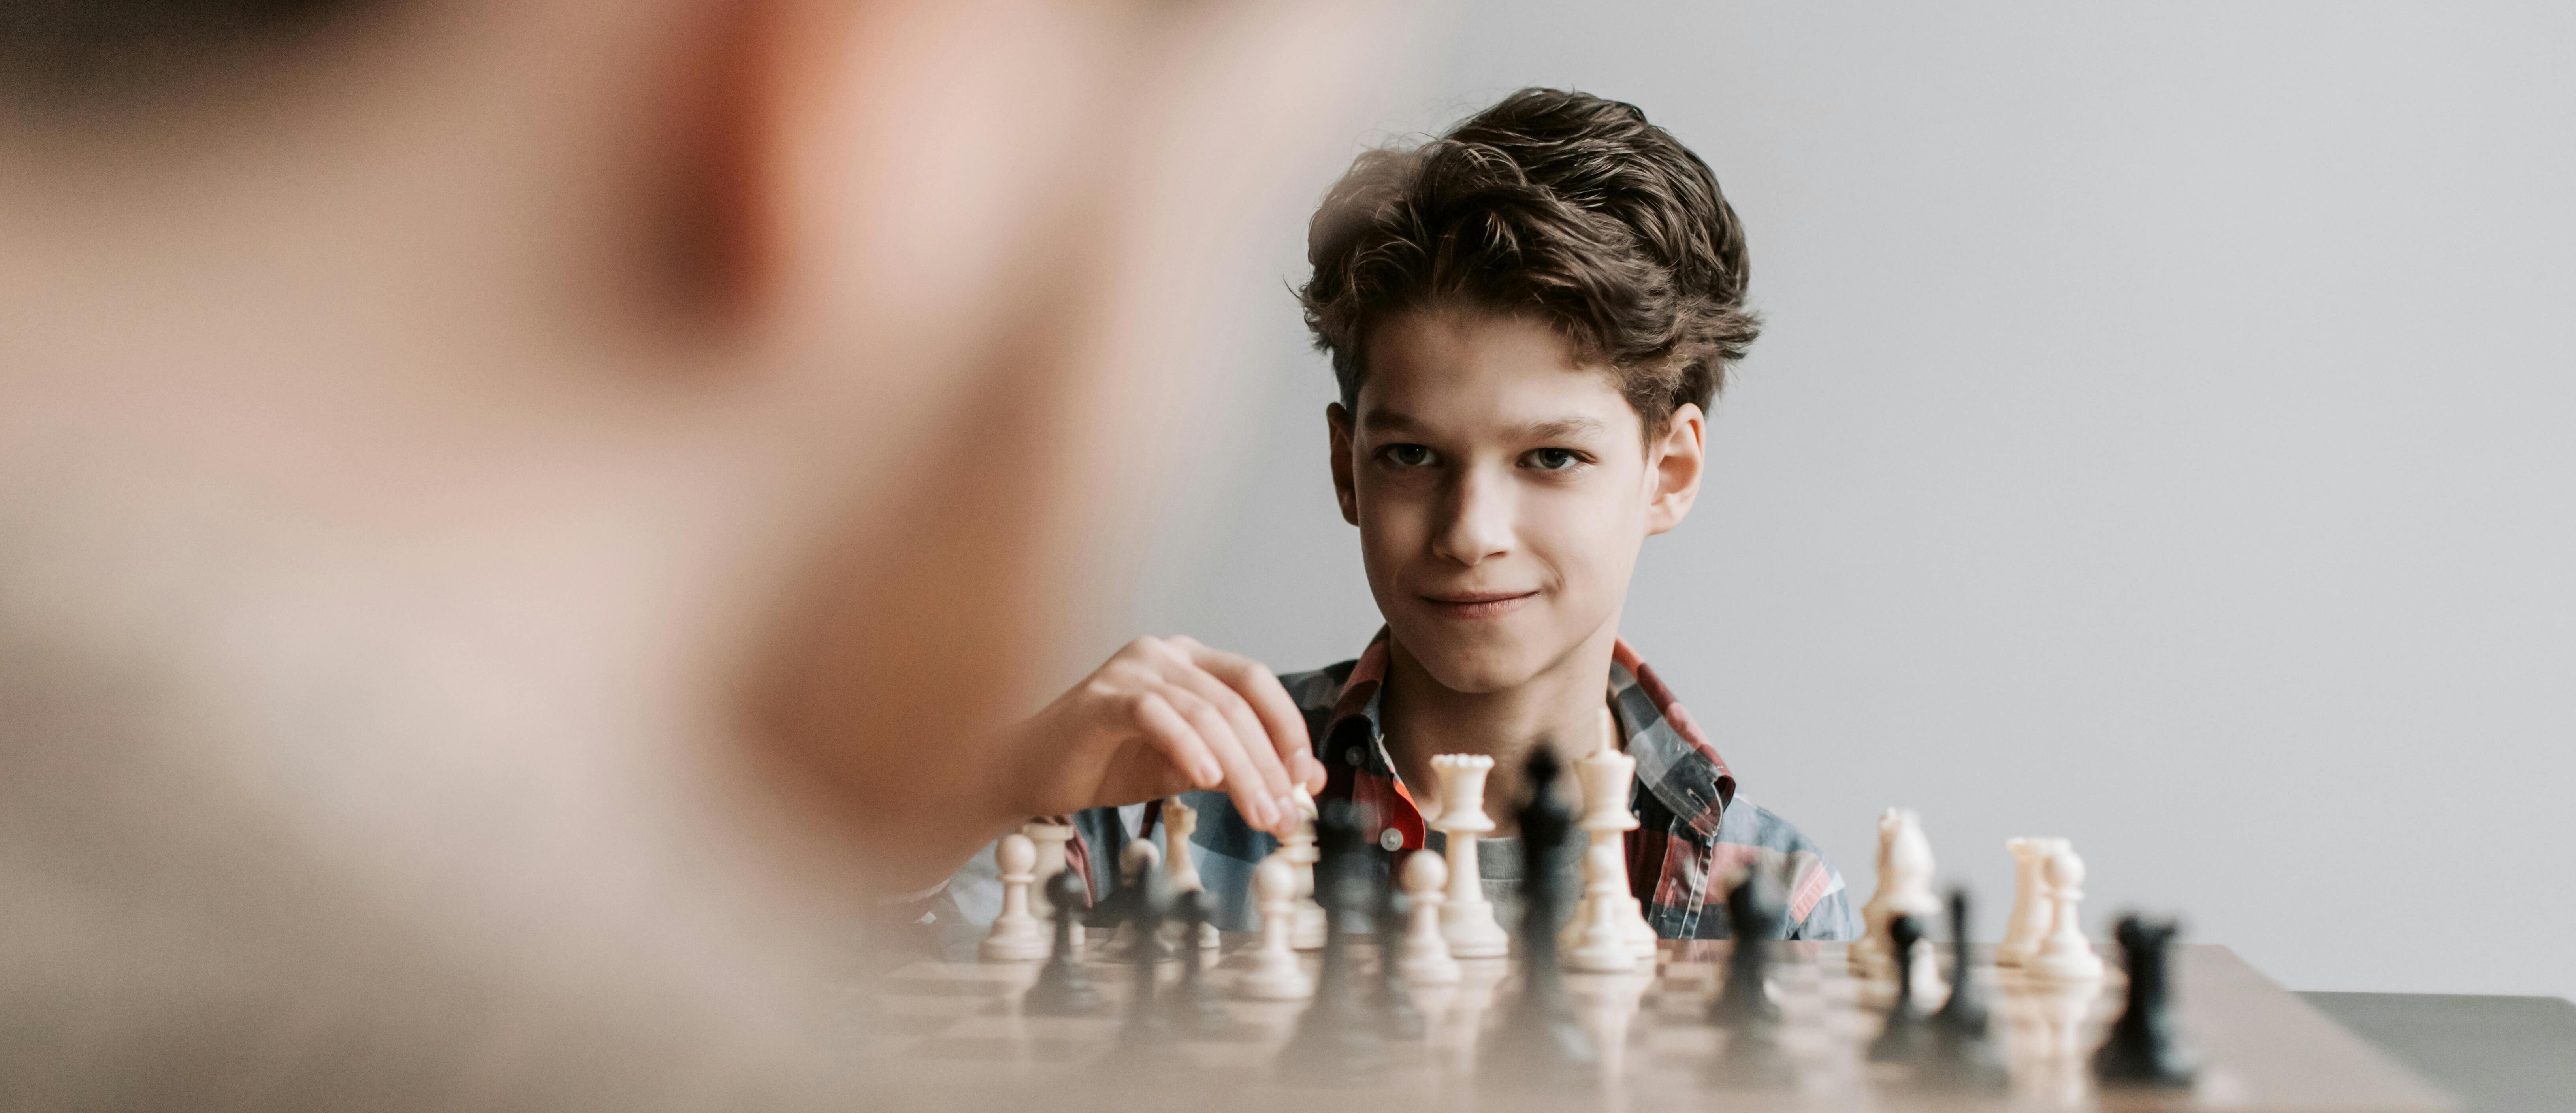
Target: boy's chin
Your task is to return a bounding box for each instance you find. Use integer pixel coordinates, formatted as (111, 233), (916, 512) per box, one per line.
(1394, 630), (1556, 695)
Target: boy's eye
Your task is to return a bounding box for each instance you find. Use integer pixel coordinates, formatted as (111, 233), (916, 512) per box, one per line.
(1381, 444), (1436, 467)
(1526, 448), (1585, 471)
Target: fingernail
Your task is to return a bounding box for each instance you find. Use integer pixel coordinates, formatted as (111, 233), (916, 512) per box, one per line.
(1199, 761), (1221, 785)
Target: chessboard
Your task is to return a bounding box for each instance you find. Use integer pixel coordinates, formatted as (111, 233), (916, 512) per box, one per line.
(856, 937), (2457, 1113)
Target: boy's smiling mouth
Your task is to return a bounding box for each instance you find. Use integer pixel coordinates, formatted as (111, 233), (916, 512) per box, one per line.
(1419, 589), (1540, 619)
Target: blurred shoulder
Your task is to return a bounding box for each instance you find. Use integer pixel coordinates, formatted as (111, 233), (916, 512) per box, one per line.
(1716, 795), (1857, 940)
(1275, 659), (1357, 722)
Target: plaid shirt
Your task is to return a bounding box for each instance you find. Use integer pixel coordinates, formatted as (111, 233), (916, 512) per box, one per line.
(925, 633), (1856, 955)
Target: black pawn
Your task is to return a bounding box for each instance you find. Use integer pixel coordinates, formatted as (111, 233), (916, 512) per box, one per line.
(2093, 915), (2199, 1087)
(1107, 859), (1173, 1054)
(1922, 888), (2009, 1091)
(1708, 870), (1783, 1028)
(1371, 851), (1426, 1040)
(1095, 844), (1168, 964)
(1480, 749), (1597, 1083)
(1277, 799), (1389, 1083)
(1161, 888), (1234, 1038)
(1023, 870), (1102, 1016)
(1706, 872), (1795, 1092)
(1867, 914), (1933, 1062)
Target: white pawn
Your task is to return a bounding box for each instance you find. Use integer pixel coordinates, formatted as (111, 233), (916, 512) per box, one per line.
(1429, 754), (1508, 959)
(1565, 838), (1640, 973)
(1283, 790), (1327, 951)
(1236, 853), (1313, 1000)
(1162, 798), (1220, 950)
(2026, 843), (2104, 982)
(1996, 836), (2060, 967)
(1397, 850), (1460, 985)
(1903, 921), (1947, 1002)
(1021, 821), (1082, 959)
(1852, 807), (1940, 979)
(979, 832), (1049, 962)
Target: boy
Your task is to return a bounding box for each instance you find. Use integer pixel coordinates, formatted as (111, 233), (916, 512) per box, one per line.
(929, 88), (1856, 947)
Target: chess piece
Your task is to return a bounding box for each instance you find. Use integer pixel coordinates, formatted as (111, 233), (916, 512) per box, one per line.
(1100, 838), (1169, 962)
(1022, 870), (1104, 1016)
(1371, 851), (1426, 1040)
(1480, 750), (1596, 1082)
(1922, 888), (2010, 1091)
(1852, 807), (1939, 979)
(1395, 850), (1459, 985)
(1283, 790), (1327, 951)
(2026, 844), (2104, 982)
(1428, 754), (1508, 959)
(1565, 837), (1638, 972)
(1161, 887), (1235, 1037)
(1278, 800), (1389, 1082)
(1574, 708), (1658, 959)
(2093, 915), (2199, 1087)
(1867, 914), (1934, 1062)
(979, 832), (1050, 962)
(1996, 837), (2057, 967)
(1905, 918), (1947, 1004)
(1162, 797), (1220, 950)
(1236, 853), (1313, 1000)
(1023, 821), (1081, 956)
(1704, 871), (1794, 1091)
(1707, 870), (1782, 1028)
(1559, 708), (1652, 964)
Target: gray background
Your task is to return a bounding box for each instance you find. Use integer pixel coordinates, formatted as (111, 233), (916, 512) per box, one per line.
(1098, 4), (2576, 1000)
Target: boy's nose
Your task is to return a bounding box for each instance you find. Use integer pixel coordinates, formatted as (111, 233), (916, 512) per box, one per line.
(1430, 467), (1514, 566)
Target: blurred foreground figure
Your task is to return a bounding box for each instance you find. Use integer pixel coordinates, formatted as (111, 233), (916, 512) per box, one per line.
(0, 0), (1396, 1107)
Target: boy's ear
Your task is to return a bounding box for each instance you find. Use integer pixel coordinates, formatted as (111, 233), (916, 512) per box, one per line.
(1644, 402), (1706, 536)
(1327, 402), (1360, 526)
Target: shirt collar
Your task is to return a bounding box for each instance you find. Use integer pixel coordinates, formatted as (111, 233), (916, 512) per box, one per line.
(1321, 629), (1734, 836)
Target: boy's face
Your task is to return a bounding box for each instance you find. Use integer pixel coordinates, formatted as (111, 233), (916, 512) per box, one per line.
(1330, 305), (1705, 694)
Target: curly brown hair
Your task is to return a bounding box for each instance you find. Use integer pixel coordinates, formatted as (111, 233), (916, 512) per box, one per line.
(1300, 88), (1760, 434)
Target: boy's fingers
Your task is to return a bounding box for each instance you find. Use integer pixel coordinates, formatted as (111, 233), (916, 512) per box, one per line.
(1178, 641), (1323, 793)
(1153, 683), (1285, 835)
(1127, 691), (1225, 793)
(1160, 662), (1294, 806)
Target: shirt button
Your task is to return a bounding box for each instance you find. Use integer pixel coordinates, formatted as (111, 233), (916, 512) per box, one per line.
(1379, 828), (1404, 851)
(1344, 748), (1363, 766)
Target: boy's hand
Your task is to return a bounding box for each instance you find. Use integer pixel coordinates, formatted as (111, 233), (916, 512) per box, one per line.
(1001, 636), (1325, 837)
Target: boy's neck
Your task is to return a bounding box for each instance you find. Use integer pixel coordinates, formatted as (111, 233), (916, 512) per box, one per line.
(1379, 618), (1622, 838)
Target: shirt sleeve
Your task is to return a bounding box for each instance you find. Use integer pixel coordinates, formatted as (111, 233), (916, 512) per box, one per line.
(1790, 885), (1862, 941)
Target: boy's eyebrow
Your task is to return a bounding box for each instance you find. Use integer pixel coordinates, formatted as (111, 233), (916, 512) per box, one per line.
(1358, 411), (1611, 440)
(1518, 416), (1608, 441)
